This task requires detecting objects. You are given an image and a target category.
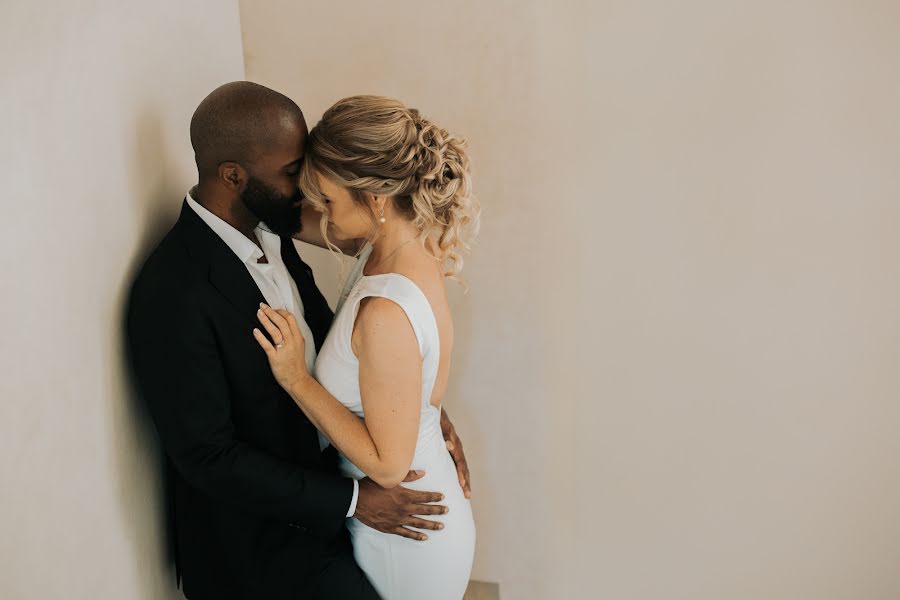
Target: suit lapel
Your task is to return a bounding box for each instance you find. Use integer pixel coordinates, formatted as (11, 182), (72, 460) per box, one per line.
(208, 257), (266, 330)
(174, 199), (266, 330)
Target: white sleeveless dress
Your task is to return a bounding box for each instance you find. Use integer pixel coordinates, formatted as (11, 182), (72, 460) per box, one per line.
(313, 252), (476, 600)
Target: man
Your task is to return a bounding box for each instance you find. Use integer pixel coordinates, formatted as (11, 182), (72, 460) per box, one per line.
(126, 81), (471, 599)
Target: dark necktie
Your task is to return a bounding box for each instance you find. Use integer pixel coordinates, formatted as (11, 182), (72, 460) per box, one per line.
(279, 236), (334, 352)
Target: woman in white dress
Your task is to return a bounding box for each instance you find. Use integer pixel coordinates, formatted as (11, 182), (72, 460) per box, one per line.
(252, 95), (480, 600)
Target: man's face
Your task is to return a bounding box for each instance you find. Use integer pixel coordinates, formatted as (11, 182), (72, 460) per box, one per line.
(240, 175), (302, 236)
(240, 116), (308, 236)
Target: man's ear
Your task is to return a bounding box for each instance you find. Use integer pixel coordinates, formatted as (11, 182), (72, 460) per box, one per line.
(218, 162), (247, 190)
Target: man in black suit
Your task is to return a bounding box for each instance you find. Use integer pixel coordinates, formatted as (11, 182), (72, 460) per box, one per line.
(127, 82), (471, 600)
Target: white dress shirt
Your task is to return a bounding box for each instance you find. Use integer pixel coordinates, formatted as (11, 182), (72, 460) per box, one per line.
(186, 192), (359, 517)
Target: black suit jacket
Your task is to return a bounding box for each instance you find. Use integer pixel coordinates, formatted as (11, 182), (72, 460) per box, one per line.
(126, 200), (353, 600)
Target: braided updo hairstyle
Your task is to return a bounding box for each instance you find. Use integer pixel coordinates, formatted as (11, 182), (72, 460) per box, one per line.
(299, 95), (480, 280)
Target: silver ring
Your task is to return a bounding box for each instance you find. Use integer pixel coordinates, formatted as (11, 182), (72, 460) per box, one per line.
(275, 342), (285, 350)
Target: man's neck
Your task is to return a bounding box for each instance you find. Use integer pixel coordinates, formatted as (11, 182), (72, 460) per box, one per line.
(191, 182), (260, 243)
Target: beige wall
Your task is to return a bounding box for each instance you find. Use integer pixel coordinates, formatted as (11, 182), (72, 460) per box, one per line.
(241, 1), (900, 599)
(0, 2), (244, 598)
(2, 1), (898, 599)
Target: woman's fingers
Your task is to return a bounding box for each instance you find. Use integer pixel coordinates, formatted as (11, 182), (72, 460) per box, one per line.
(252, 328), (275, 355)
(256, 306), (284, 344)
(261, 304), (290, 332)
(276, 308), (302, 338)
(256, 305), (307, 359)
(402, 469), (426, 483)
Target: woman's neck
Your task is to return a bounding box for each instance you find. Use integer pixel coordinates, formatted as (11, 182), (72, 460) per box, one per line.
(367, 221), (423, 273)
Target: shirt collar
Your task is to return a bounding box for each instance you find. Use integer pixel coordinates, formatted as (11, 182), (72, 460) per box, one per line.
(185, 191), (264, 264)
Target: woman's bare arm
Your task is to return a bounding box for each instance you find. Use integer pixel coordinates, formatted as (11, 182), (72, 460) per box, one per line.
(254, 302), (422, 488)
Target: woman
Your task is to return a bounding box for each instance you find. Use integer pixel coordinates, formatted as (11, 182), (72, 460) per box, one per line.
(252, 95), (480, 600)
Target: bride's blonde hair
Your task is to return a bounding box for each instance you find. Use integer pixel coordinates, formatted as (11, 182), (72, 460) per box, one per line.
(299, 95), (480, 280)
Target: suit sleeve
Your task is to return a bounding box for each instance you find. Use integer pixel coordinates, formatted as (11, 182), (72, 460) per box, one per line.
(126, 273), (352, 538)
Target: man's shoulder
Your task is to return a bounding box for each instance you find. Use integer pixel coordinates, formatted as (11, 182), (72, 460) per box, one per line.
(134, 226), (185, 280)
(129, 222), (208, 311)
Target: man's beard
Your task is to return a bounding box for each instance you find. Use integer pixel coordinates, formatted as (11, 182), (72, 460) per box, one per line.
(241, 176), (303, 236)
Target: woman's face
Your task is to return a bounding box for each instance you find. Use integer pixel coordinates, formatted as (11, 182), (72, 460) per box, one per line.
(315, 173), (376, 241)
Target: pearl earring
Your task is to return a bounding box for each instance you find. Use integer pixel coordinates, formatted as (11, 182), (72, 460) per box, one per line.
(379, 208), (386, 224)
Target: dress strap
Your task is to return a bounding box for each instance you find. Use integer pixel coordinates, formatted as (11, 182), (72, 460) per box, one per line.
(349, 274), (439, 360)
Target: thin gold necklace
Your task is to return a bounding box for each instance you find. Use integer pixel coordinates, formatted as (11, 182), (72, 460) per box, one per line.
(366, 237), (417, 273)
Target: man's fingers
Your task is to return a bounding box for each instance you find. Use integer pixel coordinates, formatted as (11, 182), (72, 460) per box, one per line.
(461, 461), (471, 496)
(405, 517), (444, 531)
(446, 438), (471, 496)
(447, 435), (462, 465)
(450, 437), (464, 460)
(457, 465), (466, 490)
(451, 448), (464, 472)
(408, 503), (449, 517)
(402, 469), (426, 483)
(405, 489), (444, 505)
(391, 527), (428, 542)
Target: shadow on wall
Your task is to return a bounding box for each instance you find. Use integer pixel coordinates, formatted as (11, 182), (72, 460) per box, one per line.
(111, 107), (187, 600)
